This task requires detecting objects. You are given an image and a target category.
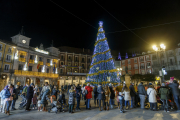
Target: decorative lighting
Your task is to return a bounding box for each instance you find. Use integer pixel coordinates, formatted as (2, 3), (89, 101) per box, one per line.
(23, 62), (27, 71)
(160, 44), (166, 49)
(35, 47), (49, 54)
(14, 50), (18, 59)
(50, 59), (53, 66)
(117, 68), (120, 71)
(3, 76), (5, 78)
(34, 55), (38, 63)
(42, 65), (45, 73)
(55, 68), (58, 74)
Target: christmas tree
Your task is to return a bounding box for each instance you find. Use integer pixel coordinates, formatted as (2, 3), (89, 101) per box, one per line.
(86, 21), (120, 83)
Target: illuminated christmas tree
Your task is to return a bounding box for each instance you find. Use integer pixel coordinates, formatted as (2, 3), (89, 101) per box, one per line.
(86, 21), (120, 83)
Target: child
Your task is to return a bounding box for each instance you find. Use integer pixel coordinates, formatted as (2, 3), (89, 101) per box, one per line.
(38, 97), (42, 111)
(118, 92), (124, 113)
(32, 93), (37, 109)
(68, 86), (75, 114)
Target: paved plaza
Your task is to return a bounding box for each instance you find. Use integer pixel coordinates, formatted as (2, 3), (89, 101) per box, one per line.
(0, 96), (180, 120)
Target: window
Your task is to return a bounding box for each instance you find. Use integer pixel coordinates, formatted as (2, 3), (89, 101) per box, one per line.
(0, 44), (2, 50)
(75, 63), (78, 66)
(74, 70), (77, 73)
(39, 57), (42, 61)
(128, 71), (131, 75)
(147, 62), (151, 66)
(18, 64), (23, 70)
(68, 62), (71, 66)
(68, 56), (71, 60)
(170, 59), (173, 65)
(0, 52), (2, 59)
(8, 48), (11, 53)
(61, 56), (64, 60)
(135, 70), (138, 74)
(134, 64), (138, 69)
(6, 55), (11, 62)
(82, 64), (84, 68)
(134, 59), (137, 63)
(47, 68), (49, 73)
(38, 67), (41, 72)
(28, 66), (32, 71)
(146, 56), (149, 61)
(30, 55), (34, 60)
(68, 69), (71, 72)
(75, 57), (78, 61)
(128, 65), (131, 70)
(60, 69), (63, 73)
(122, 61), (125, 65)
(88, 58), (91, 62)
(82, 58), (84, 62)
(141, 70), (145, 75)
(4, 64), (10, 71)
(128, 60), (130, 64)
(140, 57), (143, 62)
(82, 70), (84, 73)
(61, 62), (63, 65)
(122, 66), (125, 71)
(47, 59), (50, 63)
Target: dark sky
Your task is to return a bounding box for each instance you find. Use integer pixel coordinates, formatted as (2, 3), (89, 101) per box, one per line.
(1, 0), (180, 56)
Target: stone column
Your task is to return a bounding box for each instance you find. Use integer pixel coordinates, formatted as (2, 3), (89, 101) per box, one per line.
(125, 74), (131, 88)
(78, 76), (80, 85)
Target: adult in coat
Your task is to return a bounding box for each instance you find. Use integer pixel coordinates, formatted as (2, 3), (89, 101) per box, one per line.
(97, 83), (105, 111)
(4, 85), (12, 115)
(26, 83), (34, 111)
(0, 85), (8, 113)
(168, 80), (180, 112)
(159, 83), (169, 112)
(76, 84), (81, 110)
(104, 85), (110, 110)
(123, 85), (131, 110)
(138, 82), (147, 109)
(85, 83), (93, 110)
(147, 84), (157, 111)
(129, 83), (136, 108)
(109, 83), (115, 109)
(11, 85), (18, 110)
(68, 87), (75, 113)
(51, 85), (59, 99)
(93, 85), (98, 107)
(40, 89), (50, 112)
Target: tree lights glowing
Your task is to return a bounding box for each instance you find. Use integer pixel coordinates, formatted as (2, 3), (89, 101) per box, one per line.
(86, 21), (120, 83)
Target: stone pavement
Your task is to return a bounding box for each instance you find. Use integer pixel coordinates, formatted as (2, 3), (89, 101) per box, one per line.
(0, 96), (180, 120)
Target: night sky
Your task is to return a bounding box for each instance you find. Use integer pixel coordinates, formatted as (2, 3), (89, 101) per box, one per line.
(1, 0), (180, 56)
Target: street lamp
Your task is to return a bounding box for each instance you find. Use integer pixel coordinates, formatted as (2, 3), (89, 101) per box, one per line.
(152, 44), (166, 84)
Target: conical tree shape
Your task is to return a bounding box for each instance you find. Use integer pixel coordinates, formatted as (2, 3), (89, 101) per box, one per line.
(86, 21), (120, 83)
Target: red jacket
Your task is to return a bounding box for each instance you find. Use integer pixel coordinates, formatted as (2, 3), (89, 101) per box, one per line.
(85, 86), (93, 99)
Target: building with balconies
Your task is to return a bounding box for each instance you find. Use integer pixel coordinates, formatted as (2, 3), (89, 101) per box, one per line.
(58, 46), (92, 86)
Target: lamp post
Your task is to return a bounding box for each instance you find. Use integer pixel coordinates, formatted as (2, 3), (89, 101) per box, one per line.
(152, 44), (166, 84)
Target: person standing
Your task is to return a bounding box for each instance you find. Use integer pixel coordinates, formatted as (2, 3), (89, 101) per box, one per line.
(104, 85), (110, 111)
(76, 84), (81, 110)
(159, 83), (169, 112)
(147, 83), (157, 111)
(109, 83), (115, 109)
(123, 85), (131, 110)
(115, 83), (123, 109)
(51, 85), (59, 99)
(129, 83), (136, 108)
(85, 83), (93, 110)
(22, 84), (28, 97)
(138, 82), (147, 109)
(0, 86), (8, 113)
(97, 83), (105, 111)
(11, 85), (18, 110)
(93, 85), (98, 107)
(68, 86), (75, 114)
(5, 84), (13, 115)
(26, 83), (34, 111)
(67, 84), (71, 95)
(168, 80), (180, 112)
(41, 82), (51, 95)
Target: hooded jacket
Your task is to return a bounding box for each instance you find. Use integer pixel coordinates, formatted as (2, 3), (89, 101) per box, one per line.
(68, 89), (75, 104)
(129, 85), (136, 97)
(147, 87), (157, 103)
(26, 86), (34, 99)
(138, 83), (147, 95)
(168, 83), (180, 96)
(85, 86), (93, 99)
(97, 86), (105, 100)
(159, 86), (169, 100)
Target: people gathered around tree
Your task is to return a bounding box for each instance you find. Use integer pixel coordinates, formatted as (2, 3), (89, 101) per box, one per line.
(1, 79), (180, 116)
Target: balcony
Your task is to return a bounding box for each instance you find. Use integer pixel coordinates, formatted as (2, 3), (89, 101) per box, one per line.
(14, 70), (58, 78)
(147, 66), (151, 69)
(29, 59), (34, 64)
(75, 60), (79, 62)
(19, 58), (26, 62)
(5, 58), (11, 62)
(39, 61), (43, 65)
(46, 63), (50, 66)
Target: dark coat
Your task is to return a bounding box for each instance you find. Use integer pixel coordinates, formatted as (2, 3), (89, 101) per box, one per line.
(76, 88), (81, 100)
(51, 88), (59, 97)
(129, 85), (136, 97)
(109, 86), (115, 99)
(68, 85), (71, 90)
(168, 83), (180, 96)
(5, 89), (11, 98)
(58, 94), (65, 104)
(26, 86), (34, 99)
(93, 87), (98, 98)
(138, 83), (147, 95)
(40, 89), (50, 104)
(97, 86), (105, 100)
(159, 86), (169, 100)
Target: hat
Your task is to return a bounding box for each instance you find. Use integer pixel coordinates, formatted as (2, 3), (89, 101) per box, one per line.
(161, 83), (165, 86)
(30, 83), (34, 86)
(149, 83), (152, 85)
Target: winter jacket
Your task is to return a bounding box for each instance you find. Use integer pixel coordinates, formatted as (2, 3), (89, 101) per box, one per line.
(41, 85), (51, 95)
(26, 86), (34, 99)
(138, 83), (147, 95)
(97, 86), (105, 100)
(129, 85), (136, 97)
(104, 87), (110, 102)
(159, 86), (169, 100)
(14, 88), (18, 100)
(68, 89), (75, 104)
(68, 85), (71, 90)
(51, 88), (59, 98)
(123, 90), (131, 101)
(85, 86), (93, 99)
(58, 94), (65, 104)
(76, 87), (81, 100)
(0, 89), (6, 99)
(40, 89), (50, 104)
(168, 83), (180, 96)
(64, 85), (67, 89)
(5, 89), (11, 98)
(93, 87), (98, 97)
(109, 86), (115, 99)
(22, 86), (28, 95)
(147, 87), (157, 103)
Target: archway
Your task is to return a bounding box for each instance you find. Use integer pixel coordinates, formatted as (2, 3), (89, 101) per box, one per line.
(26, 77), (31, 85)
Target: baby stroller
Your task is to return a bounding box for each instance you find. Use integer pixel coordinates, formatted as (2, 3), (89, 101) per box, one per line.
(144, 96), (150, 108)
(18, 94), (27, 110)
(48, 95), (62, 114)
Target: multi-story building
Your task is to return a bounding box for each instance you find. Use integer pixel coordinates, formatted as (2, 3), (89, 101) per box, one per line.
(58, 46), (92, 86)
(0, 40), (17, 90)
(0, 30), (60, 91)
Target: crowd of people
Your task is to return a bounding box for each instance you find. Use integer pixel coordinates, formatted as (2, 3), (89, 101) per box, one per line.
(0, 79), (180, 115)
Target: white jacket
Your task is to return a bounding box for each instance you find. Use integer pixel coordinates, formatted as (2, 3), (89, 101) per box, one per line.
(124, 91), (131, 101)
(147, 88), (157, 103)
